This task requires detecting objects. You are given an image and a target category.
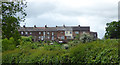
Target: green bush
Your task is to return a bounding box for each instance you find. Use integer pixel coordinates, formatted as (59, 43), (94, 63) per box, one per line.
(2, 39), (119, 64)
(69, 39), (119, 63)
(2, 37), (16, 52)
(21, 36), (33, 42)
(80, 33), (94, 43)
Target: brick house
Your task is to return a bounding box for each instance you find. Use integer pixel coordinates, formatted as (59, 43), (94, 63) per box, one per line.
(18, 25), (97, 42)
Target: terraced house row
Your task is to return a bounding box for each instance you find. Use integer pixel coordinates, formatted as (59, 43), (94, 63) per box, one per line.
(18, 25), (97, 42)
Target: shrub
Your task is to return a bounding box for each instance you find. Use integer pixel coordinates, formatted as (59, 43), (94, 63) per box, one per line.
(2, 39), (119, 64)
(21, 36), (33, 42)
(80, 33), (94, 43)
(2, 37), (16, 52)
(69, 39), (119, 63)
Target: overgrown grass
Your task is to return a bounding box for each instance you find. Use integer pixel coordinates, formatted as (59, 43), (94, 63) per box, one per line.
(2, 37), (119, 64)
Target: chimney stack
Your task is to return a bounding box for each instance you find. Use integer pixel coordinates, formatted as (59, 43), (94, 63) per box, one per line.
(23, 25), (25, 28)
(45, 25), (47, 28)
(78, 25), (80, 27)
(34, 25), (36, 28)
(56, 25), (57, 27)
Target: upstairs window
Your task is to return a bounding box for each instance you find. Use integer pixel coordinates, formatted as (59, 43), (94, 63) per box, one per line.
(66, 31), (68, 34)
(47, 32), (49, 34)
(21, 32), (24, 35)
(39, 32), (41, 34)
(52, 32), (54, 35)
(75, 31), (79, 34)
(43, 32), (45, 35)
(25, 32), (28, 35)
(30, 32), (32, 34)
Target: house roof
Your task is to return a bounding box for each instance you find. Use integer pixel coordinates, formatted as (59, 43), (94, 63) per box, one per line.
(18, 26), (90, 31)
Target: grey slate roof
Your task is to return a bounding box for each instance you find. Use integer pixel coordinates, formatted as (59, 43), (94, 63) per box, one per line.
(18, 26), (90, 31)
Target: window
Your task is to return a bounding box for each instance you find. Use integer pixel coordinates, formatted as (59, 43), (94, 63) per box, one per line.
(94, 34), (96, 37)
(48, 36), (50, 39)
(52, 32), (54, 35)
(30, 32), (32, 34)
(41, 36), (43, 40)
(47, 32), (49, 34)
(61, 32), (63, 34)
(25, 32), (28, 35)
(38, 36), (41, 39)
(43, 32), (45, 35)
(67, 36), (71, 39)
(61, 36), (64, 39)
(70, 32), (72, 34)
(83, 31), (86, 34)
(21, 32), (23, 35)
(43, 36), (46, 39)
(52, 36), (54, 40)
(75, 31), (79, 34)
(39, 32), (41, 34)
(66, 31), (68, 34)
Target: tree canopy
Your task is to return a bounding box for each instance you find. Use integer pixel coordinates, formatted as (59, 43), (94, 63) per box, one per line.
(105, 21), (120, 39)
(2, 1), (27, 45)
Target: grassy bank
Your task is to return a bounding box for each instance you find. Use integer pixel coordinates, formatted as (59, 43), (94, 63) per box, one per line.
(2, 37), (120, 64)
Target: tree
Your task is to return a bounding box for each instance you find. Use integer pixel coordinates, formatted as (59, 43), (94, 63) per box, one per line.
(2, 1), (27, 45)
(80, 33), (94, 43)
(75, 34), (80, 40)
(105, 21), (120, 39)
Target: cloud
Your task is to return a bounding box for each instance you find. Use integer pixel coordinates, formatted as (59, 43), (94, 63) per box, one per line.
(21, 0), (119, 39)
(26, 1), (56, 18)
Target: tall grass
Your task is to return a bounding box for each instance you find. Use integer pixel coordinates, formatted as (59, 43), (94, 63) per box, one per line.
(2, 39), (119, 64)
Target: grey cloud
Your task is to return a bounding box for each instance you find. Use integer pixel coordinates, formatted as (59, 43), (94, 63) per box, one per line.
(26, 2), (56, 18)
(24, 16), (80, 27)
(21, 0), (118, 39)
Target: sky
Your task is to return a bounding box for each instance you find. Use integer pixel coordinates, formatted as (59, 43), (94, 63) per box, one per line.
(20, 0), (119, 39)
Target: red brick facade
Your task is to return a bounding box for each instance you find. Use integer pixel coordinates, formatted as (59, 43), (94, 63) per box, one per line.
(18, 25), (97, 41)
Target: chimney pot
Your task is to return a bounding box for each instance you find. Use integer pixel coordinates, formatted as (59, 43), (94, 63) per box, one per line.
(45, 25), (47, 28)
(63, 25), (65, 27)
(78, 25), (80, 27)
(23, 25), (25, 28)
(56, 25), (57, 27)
(34, 25), (36, 28)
